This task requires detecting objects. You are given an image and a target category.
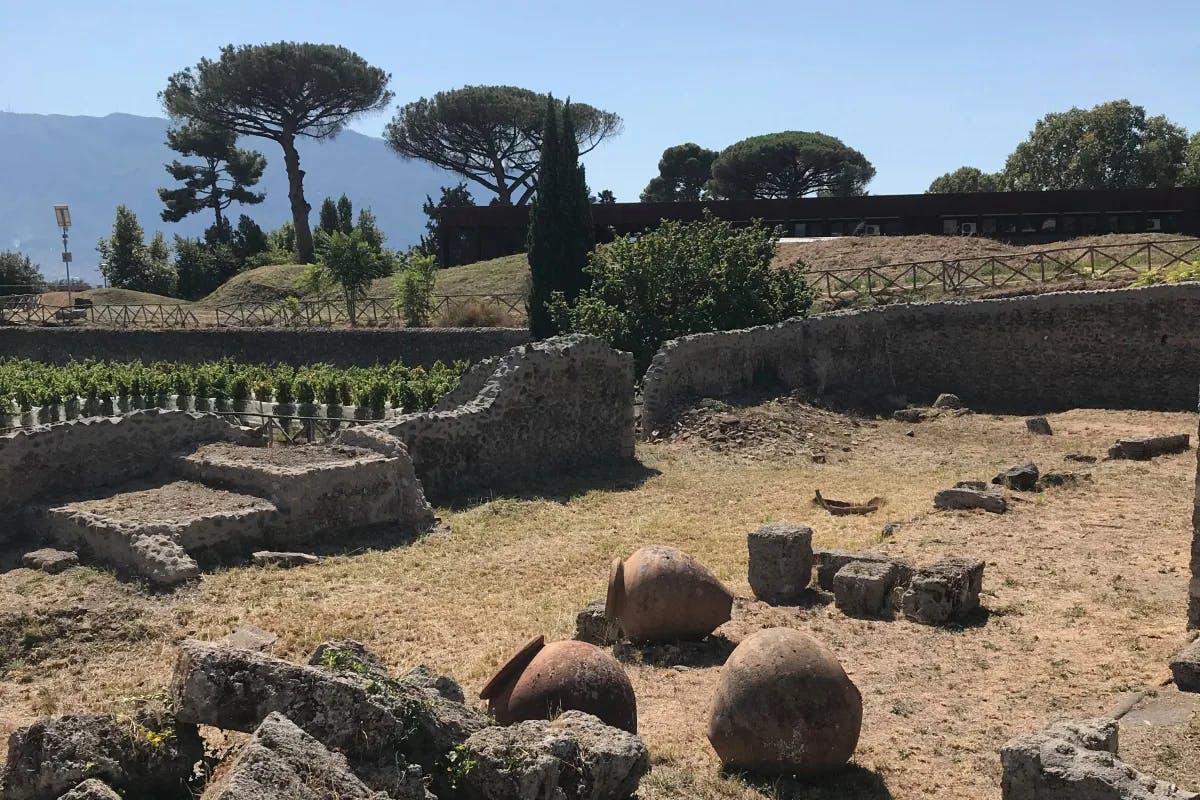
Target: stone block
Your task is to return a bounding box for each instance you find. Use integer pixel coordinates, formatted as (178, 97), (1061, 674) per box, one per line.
(900, 557), (985, 626)
(893, 408), (929, 423)
(461, 711), (650, 800)
(252, 551), (320, 568)
(21, 548), (78, 574)
(1108, 434), (1190, 460)
(833, 560), (900, 618)
(399, 664), (465, 704)
(932, 393), (964, 409)
(747, 523), (814, 604)
(1025, 416), (1053, 435)
(813, 549), (912, 592)
(1000, 717), (1198, 799)
(221, 624), (278, 653)
(0, 712), (203, 800)
(992, 464), (1040, 492)
(172, 639), (485, 798)
(1170, 638), (1200, 692)
(575, 598), (618, 646)
(934, 487), (1007, 513)
(56, 780), (122, 800)
(200, 712), (415, 800)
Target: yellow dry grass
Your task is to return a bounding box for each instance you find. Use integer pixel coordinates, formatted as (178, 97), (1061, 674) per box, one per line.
(0, 407), (1196, 799)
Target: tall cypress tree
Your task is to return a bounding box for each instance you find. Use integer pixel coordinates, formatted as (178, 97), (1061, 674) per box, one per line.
(526, 98), (594, 338)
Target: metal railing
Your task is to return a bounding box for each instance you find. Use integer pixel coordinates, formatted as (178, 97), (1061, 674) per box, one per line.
(804, 238), (1200, 301)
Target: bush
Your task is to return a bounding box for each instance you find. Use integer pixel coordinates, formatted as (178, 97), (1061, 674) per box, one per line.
(392, 252), (437, 326)
(553, 213), (812, 368)
(433, 299), (518, 328)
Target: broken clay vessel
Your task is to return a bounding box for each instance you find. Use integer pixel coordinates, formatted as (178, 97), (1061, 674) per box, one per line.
(707, 627), (862, 776)
(479, 635), (637, 732)
(606, 544), (733, 643)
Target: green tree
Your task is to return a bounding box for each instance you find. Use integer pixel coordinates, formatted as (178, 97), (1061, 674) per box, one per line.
(174, 235), (236, 299)
(927, 166), (1002, 193)
(527, 98), (595, 338)
(708, 131), (875, 199)
(418, 183), (475, 262)
(0, 251), (45, 295)
(392, 252), (438, 326)
(302, 228), (391, 325)
(1003, 100), (1188, 190)
(318, 197), (339, 235)
(232, 215), (268, 263)
(1184, 133), (1200, 186)
(640, 143), (719, 201)
(554, 213), (812, 369)
(384, 85), (622, 205)
(594, 189), (617, 204)
(96, 206), (178, 295)
(336, 195), (354, 234)
(161, 43), (393, 263)
(158, 120), (266, 236)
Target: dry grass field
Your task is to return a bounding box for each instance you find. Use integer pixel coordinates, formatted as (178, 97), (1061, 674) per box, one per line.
(0, 404), (1197, 798)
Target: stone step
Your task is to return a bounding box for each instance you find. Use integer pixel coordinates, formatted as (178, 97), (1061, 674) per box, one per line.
(25, 480), (281, 586)
(172, 442), (421, 538)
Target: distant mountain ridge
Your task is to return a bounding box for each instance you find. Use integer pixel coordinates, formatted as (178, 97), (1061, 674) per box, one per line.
(0, 111), (464, 283)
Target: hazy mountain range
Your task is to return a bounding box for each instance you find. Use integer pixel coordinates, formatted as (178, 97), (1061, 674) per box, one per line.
(0, 111), (466, 283)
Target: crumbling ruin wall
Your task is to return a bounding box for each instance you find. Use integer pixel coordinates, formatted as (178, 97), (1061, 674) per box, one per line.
(0, 410), (247, 518)
(340, 335), (635, 503)
(641, 284), (1200, 436)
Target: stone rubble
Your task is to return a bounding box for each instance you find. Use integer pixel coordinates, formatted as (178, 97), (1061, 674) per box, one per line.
(20, 549), (78, 574)
(574, 598), (618, 646)
(813, 549), (913, 592)
(1169, 637), (1200, 692)
(934, 486), (1007, 513)
(1108, 434), (1190, 460)
(833, 560), (901, 618)
(992, 463), (1040, 492)
(900, 558), (985, 626)
(54, 780), (122, 800)
(1026, 416), (1053, 435)
(1000, 717), (1198, 799)
(251, 551), (321, 568)
(932, 393), (964, 409)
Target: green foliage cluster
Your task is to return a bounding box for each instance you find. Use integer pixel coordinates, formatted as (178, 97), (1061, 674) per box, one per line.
(526, 98), (594, 338)
(708, 131), (875, 199)
(640, 143), (719, 202)
(158, 120), (266, 231)
(302, 228), (395, 324)
(0, 252), (45, 295)
(419, 183), (475, 264)
(1130, 260), (1200, 287)
(0, 358), (466, 414)
(392, 252), (438, 326)
(96, 207), (177, 296)
(926, 166), (1002, 194)
(552, 213), (813, 368)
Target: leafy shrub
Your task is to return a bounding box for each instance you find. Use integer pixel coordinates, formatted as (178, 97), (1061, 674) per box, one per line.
(392, 252), (438, 326)
(433, 300), (517, 328)
(552, 213), (813, 367)
(1130, 259), (1200, 287)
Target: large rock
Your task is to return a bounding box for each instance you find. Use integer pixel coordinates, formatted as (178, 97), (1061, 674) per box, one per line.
(574, 598), (618, 646)
(1026, 416), (1053, 435)
(0, 711), (203, 800)
(1108, 434), (1190, 460)
(747, 523), (813, 604)
(1169, 638), (1200, 692)
(201, 712), (416, 800)
(706, 628), (861, 776)
(400, 664), (466, 704)
(992, 464), (1040, 492)
(461, 711), (649, 800)
(833, 560), (900, 618)
(934, 487), (1007, 513)
(55, 780), (121, 800)
(21, 549), (78, 574)
(813, 549), (913, 592)
(932, 393), (964, 409)
(172, 639), (486, 797)
(1000, 717), (1198, 799)
(900, 558), (985, 626)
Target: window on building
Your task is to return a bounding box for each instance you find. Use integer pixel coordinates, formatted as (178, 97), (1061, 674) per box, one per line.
(942, 219), (958, 234)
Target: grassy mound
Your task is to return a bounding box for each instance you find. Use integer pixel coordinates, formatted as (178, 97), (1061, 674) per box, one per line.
(197, 264), (308, 307)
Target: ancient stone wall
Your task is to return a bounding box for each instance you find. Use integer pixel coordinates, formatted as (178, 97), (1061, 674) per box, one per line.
(641, 284), (1200, 436)
(340, 335), (636, 503)
(0, 410), (247, 518)
(0, 326), (531, 369)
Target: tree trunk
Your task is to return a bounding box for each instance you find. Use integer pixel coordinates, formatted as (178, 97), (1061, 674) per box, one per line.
(280, 133), (315, 263)
(209, 159), (224, 236)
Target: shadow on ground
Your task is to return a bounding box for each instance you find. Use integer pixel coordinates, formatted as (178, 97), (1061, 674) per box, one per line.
(733, 764), (894, 799)
(443, 458), (662, 510)
(613, 634), (737, 668)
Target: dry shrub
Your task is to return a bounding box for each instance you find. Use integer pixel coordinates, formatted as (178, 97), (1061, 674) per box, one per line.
(433, 300), (523, 328)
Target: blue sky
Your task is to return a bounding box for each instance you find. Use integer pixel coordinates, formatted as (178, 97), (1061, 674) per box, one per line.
(4, 0), (1200, 200)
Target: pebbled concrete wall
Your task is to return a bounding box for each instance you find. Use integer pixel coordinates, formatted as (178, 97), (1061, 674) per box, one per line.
(0, 410), (247, 518)
(341, 335), (636, 503)
(0, 327), (531, 369)
(641, 284), (1200, 437)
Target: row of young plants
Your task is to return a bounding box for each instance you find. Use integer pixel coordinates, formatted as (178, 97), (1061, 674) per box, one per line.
(0, 358), (467, 426)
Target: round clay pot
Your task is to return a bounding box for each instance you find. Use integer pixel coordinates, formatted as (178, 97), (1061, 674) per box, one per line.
(479, 635), (637, 732)
(606, 545), (733, 643)
(707, 628), (862, 776)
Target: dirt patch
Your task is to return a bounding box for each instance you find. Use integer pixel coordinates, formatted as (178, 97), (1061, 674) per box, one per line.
(186, 442), (382, 469)
(62, 480), (271, 524)
(661, 394), (875, 462)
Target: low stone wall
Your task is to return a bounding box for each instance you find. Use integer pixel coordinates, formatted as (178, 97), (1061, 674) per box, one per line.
(0, 410), (246, 517)
(341, 335), (636, 503)
(0, 326), (531, 368)
(641, 284), (1200, 436)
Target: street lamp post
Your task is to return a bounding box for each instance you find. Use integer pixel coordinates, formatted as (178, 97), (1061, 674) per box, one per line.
(53, 205), (73, 311)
